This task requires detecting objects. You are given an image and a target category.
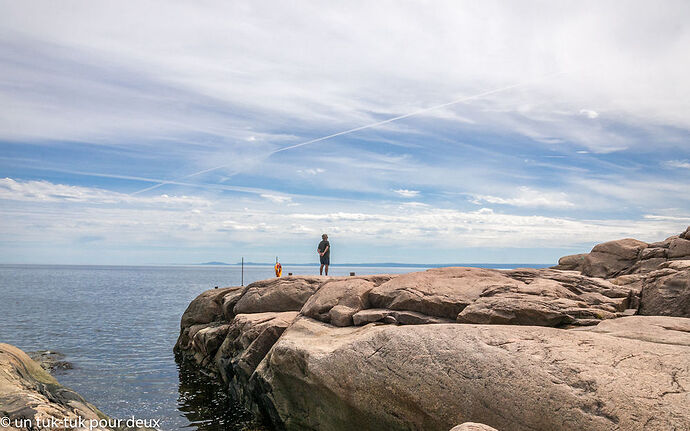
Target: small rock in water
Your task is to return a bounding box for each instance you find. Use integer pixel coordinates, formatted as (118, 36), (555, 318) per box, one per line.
(27, 350), (73, 373)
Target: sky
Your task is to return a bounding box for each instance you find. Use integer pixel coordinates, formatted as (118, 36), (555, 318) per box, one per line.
(1, 0), (690, 265)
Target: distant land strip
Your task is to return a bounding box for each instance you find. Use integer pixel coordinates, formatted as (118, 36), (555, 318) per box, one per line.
(196, 262), (553, 268)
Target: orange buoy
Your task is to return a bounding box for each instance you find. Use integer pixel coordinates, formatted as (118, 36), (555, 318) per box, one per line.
(274, 262), (282, 277)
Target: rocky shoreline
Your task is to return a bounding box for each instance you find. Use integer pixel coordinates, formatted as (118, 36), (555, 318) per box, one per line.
(0, 344), (153, 431)
(175, 228), (690, 430)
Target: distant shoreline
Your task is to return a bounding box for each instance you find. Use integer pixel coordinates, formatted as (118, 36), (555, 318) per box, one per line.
(0, 262), (554, 268)
(196, 262), (553, 268)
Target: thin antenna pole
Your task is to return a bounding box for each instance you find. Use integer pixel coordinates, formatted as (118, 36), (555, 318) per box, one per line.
(241, 257), (244, 286)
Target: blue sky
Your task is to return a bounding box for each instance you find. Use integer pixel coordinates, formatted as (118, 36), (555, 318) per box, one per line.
(1, 0), (689, 265)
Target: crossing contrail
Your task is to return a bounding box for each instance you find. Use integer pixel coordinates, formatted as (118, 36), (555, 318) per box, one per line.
(130, 78), (544, 195)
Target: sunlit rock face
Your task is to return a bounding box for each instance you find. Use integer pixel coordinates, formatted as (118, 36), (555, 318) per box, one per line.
(175, 227), (690, 431)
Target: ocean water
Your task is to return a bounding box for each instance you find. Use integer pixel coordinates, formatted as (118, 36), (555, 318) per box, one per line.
(0, 263), (549, 430)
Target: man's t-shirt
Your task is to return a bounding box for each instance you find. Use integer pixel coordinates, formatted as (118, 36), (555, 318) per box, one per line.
(318, 240), (330, 257)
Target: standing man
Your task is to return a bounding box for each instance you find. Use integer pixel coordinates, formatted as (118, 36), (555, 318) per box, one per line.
(317, 234), (330, 276)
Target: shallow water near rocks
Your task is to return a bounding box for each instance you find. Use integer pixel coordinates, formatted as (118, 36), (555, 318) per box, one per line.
(0, 263), (547, 430)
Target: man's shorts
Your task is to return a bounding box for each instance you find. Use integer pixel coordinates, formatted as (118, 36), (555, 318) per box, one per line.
(320, 255), (330, 265)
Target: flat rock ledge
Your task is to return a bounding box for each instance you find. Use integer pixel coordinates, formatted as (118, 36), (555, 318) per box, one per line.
(175, 228), (690, 431)
(0, 343), (150, 431)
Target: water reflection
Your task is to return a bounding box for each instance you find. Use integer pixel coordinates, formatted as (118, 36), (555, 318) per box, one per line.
(176, 356), (268, 431)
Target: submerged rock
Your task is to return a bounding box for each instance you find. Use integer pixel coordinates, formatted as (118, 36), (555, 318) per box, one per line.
(27, 350), (72, 373)
(0, 343), (152, 431)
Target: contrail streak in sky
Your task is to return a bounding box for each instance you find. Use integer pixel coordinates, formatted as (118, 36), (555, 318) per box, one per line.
(130, 78), (544, 195)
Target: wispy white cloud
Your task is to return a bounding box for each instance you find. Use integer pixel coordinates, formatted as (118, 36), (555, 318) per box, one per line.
(470, 187), (575, 208)
(297, 168), (325, 176)
(394, 189), (420, 198)
(1, 178), (687, 263)
(0, 178), (210, 206)
(1, 2), (690, 263)
(579, 109), (599, 119)
(260, 193), (292, 204)
(1, 1), (689, 154)
(664, 160), (690, 169)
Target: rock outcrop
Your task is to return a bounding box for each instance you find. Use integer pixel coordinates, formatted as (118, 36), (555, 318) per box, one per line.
(254, 316), (689, 430)
(582, 238), (649, 278)
(0, 343), (150, 431)
(175, 227), (690, 431)
(552, 253), (587, 271)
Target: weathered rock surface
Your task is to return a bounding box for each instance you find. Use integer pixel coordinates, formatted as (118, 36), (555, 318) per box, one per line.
(568, 227), (690, 279)
(215, 312), (299, 386)
(352, 308), (452, 325)
(176, 286), (240, 352)
(253, 316), (689, 431)
(173, 227), (690, 430)
(449, 423), (498, 431)
(589, 315), (690, 346)
(582, 238), (648, 278)
(233, 276), (330, 314)
(681, 226), (690, 239)
(301, 278), (379, 327)
(637, 260), (690, 317)
(0, 343), (149, 431)
(181, 286), (238, 328)
(369, 267), (636, 327)
(552, 253), (587, 271)
(668, 237), (690, 258)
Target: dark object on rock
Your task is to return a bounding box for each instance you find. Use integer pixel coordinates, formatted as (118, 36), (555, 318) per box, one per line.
(27, 350), (73, 373)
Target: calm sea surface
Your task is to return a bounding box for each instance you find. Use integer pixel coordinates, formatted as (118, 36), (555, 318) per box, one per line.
(0, 263), (548, 430)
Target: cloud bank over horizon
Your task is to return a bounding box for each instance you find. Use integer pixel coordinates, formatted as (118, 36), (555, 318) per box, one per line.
(1, 1), (689, 264)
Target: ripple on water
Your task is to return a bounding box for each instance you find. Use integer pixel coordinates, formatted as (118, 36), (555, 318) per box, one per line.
(175, 357), (269, 431)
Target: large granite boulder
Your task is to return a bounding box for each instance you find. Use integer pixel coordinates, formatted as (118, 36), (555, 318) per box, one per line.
(175, 286), (241, 353)
(180, 286), (239, 328)
(668, 237), (690, 259)
(637, 260), (690, 317)
(369, 267), (496, 319)
(214, 311), (299, 385)
(233, 277), (326, 314)
(301, 276), (394, 326)
(173, 229), (690, 431)
(557, 227), (690, 278)
(552, 253), (587, 271)
(190, 322), (231, 366)
(252, 316), (690, 431)
(582, 238), (648, 278)
(368, 267), (636, 327)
